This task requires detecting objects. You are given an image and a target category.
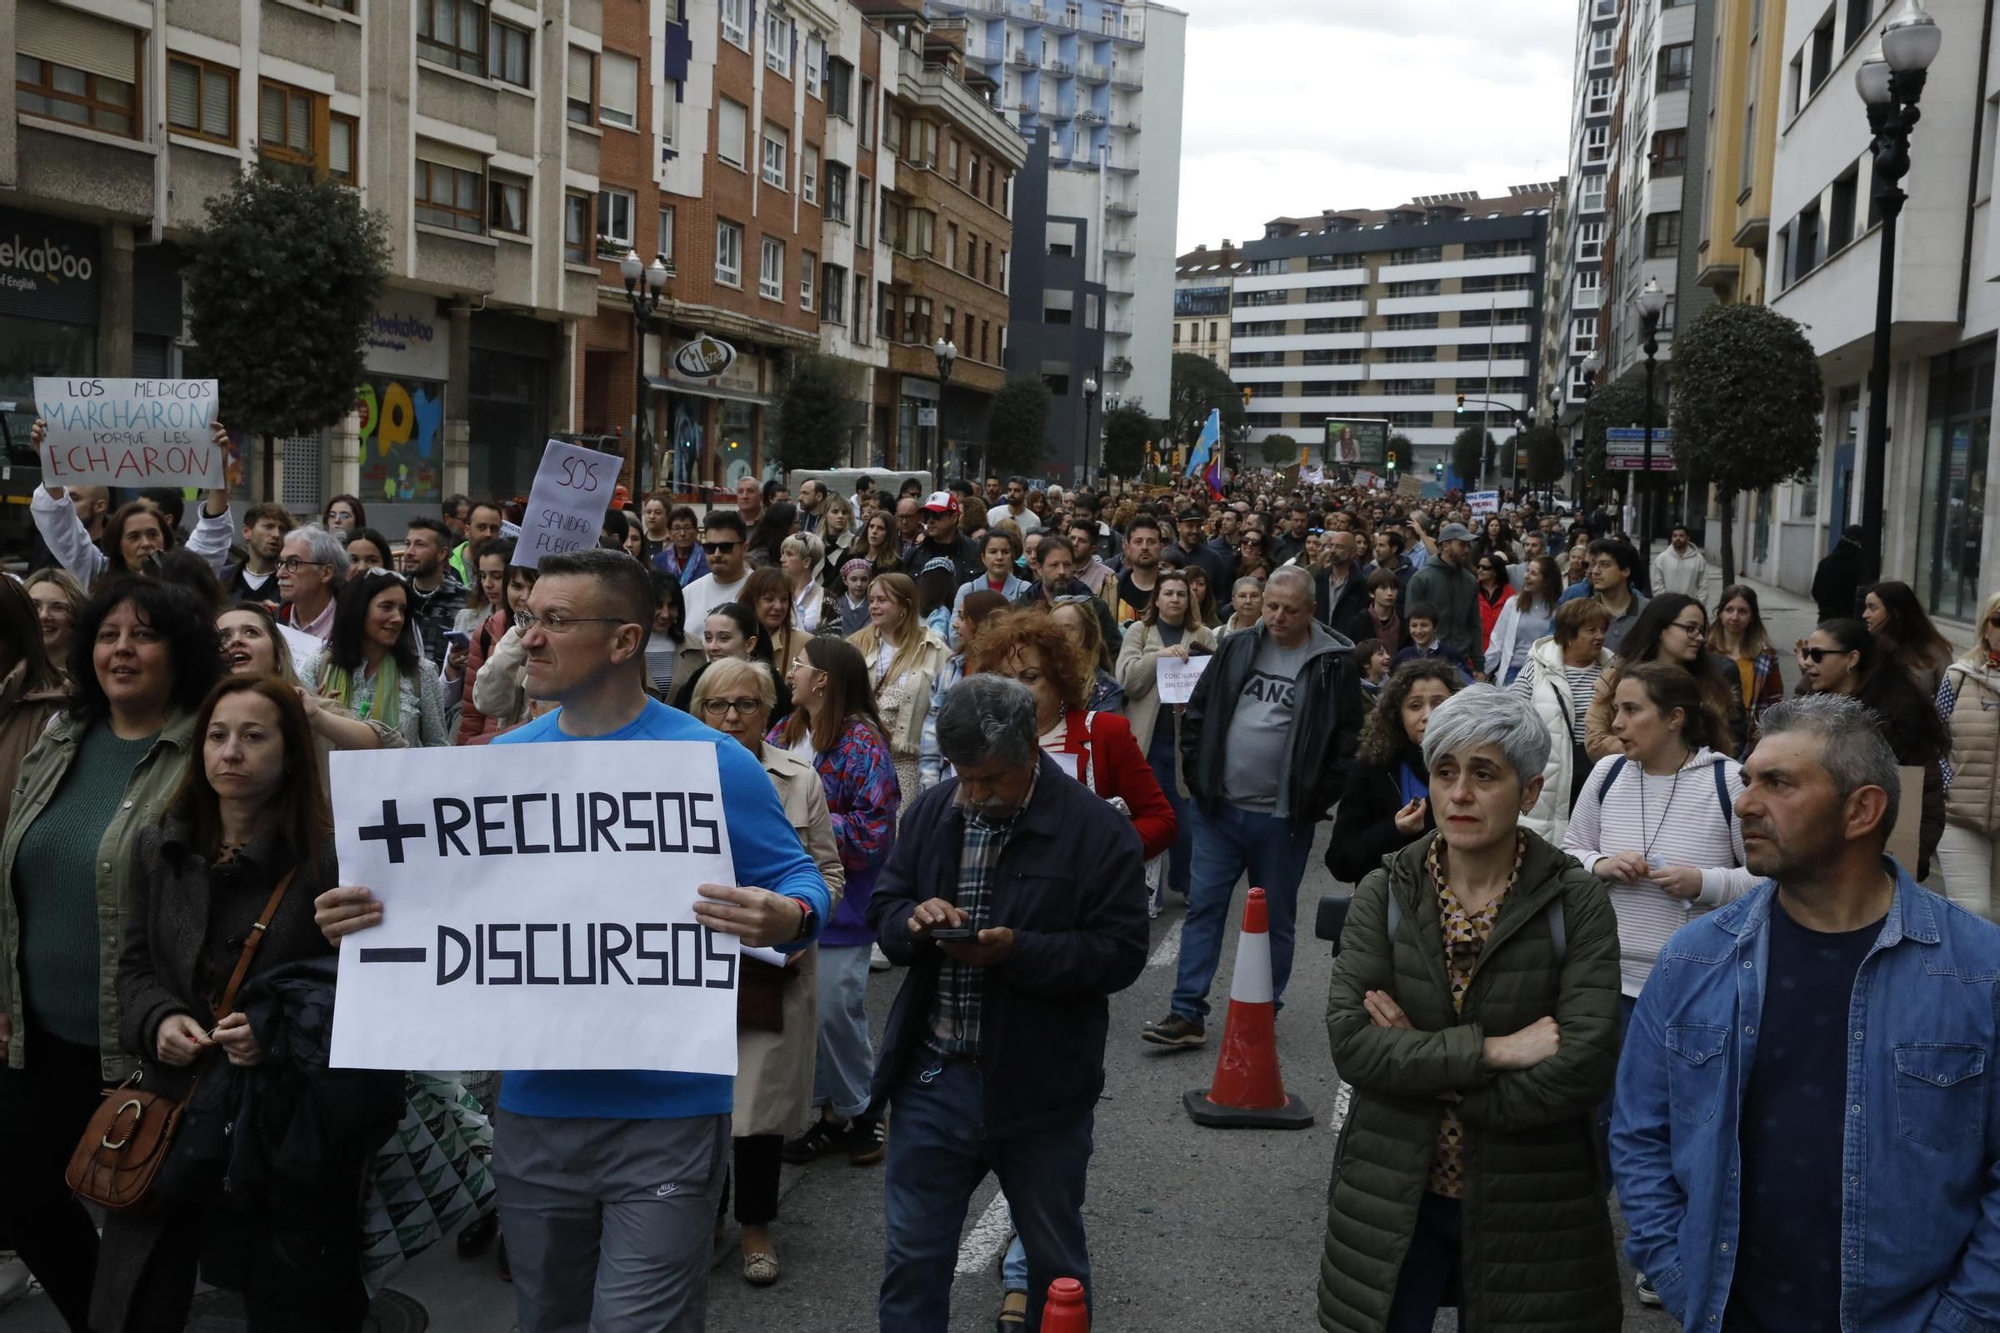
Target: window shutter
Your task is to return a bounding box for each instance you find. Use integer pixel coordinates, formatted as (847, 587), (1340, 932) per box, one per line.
(418, 137), (486, 174)
(201, 68), (231, 139)
(259, 85), (285, 144)
(166, 59), (200, 130)
(567, 45), (594, 101)
(601, 51), (637, 117)
(329, 117), (354, 177)
(18, 0), (139, 84)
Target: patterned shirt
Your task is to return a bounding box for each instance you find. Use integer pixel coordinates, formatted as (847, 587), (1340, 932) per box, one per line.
(929, 768), (1038, 1055)
(1426, 831), (1526, 1198)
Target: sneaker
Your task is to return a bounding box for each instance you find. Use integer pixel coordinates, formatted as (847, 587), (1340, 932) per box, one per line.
(1141, 1013), (1206, 1047)
(870, 943), (892, 971)
(781, 1116), (854, 1165)
(849, 1113), (888, 1166)
(1634, 1273), (1661, 1307)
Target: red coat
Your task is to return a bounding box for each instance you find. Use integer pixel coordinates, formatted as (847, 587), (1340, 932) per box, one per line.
(1049, 708), (1177, 859)
(1476, 582), (1515, 654)
(455, 607), (511, 746)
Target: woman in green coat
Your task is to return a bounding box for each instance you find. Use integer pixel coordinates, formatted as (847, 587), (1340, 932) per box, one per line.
(1321, 684), (1624, 1333)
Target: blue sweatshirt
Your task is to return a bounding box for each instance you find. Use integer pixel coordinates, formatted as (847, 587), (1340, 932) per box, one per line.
(494, 698), (830, 1120)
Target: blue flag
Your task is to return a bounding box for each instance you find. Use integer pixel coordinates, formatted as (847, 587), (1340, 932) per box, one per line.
(1184, 409), (1220, 478)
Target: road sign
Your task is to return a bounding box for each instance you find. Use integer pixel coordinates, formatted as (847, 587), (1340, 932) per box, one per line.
(1603, 426), (1675, 469)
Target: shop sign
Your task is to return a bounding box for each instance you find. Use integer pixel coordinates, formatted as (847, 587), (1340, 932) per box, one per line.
(672, 333), (738, 380)
(364, 294), (449, 382)
(0, 207), (100, 324)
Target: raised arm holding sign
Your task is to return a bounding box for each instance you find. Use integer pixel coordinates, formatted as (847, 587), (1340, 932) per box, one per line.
(33, 377), (225, 487)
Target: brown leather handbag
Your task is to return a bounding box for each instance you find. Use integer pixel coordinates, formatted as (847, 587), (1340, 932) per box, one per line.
(65, 869), (295, 1211)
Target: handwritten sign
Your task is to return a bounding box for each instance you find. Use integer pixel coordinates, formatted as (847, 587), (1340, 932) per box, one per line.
(517, 439), (616, 569)
(1468, 490), (1500, 517)
(1156, 654), (1213, 705)
(328, 741), (741, 1074)
(277, 623), (324, 671)
(33, 378), (223, 487)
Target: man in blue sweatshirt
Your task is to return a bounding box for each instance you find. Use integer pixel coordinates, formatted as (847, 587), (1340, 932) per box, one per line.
(313, 548), (828, 1333)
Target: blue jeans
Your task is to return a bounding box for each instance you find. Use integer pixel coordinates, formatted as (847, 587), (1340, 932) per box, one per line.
(813, 944), (875, 1119)
(1146, 717), (1192, 895)
(880, 1062), (1093, 1333)
(1171, 802), (1316, 1023)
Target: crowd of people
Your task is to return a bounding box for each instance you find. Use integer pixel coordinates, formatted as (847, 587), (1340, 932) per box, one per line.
(6, 425), (2000, 1333)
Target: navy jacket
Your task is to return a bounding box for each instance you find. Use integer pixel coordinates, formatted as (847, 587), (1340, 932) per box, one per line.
(868, 752), (1149, 1136)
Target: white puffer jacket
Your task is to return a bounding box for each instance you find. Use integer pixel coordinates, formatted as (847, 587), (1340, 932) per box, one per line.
(1519, 634), (1612, 846)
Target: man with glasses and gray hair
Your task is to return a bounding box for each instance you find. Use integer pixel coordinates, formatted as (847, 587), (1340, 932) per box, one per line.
(274, 522), (350, 642)
(1614, 693), (2000, 1332)
(869, 674), (1148, 1332)
(1145, 565), (1362, 1048)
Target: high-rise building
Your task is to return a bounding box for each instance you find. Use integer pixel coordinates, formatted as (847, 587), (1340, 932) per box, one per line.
(1548, 0), (1621, 453)
(1175, 240), (1245, 371)
(1229, 187), (1557, 483)
(931, 0), (1186, 466)
(4, 0), (601, 518)
(1694, 0), (1784, 305)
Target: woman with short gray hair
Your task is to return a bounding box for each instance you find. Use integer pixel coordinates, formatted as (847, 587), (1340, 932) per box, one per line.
(1320, 684), (1623, 1332)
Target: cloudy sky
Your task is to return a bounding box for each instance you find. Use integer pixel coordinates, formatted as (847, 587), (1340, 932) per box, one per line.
(1171, 0), (1575, 251)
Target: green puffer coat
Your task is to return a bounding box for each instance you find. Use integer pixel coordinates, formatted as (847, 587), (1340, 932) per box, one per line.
(1319, 831), (1622, 1333)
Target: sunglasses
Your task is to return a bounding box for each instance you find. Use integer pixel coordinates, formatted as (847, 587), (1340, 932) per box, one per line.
(701, 541), (739, 554)
(1801, 646), (1855, 663)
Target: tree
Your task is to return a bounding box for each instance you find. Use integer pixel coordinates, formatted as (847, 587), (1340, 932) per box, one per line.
(770, 352), (863, 472)
(183, 170), (389, 501)
(1259, 433), (1301, 467)
(1451, 426), (1493, 490)
(987, 376), (1052, 477)
(1671, 301), (1825, 584)
(1520, 423), (1566, 487)
(1386, 432), (1415, 475)
(1101, 402), (1155, 477)
(1168, 352), (1245, 449)
(1579, 377), (1659, 500)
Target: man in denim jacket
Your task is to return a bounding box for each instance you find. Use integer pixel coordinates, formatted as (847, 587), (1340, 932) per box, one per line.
(1612, 694), (2000, 1331)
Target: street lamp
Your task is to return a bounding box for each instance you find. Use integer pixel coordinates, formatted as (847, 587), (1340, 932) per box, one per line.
(1855, 0), (1941, 587)
(932, 337), (957, 478)
(1083, 371), (1101, 485)
(1634, 276), (1668, 563)
(620, 249), (672, 489)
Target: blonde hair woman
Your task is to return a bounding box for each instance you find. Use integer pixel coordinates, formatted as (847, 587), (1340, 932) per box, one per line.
(1938, 589), (2000, 918)
(688, 657), (844, 1287)
(846, 572), (947, 806)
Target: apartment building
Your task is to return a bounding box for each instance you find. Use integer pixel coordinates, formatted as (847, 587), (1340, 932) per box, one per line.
(4, 0), (601, 521)
(1174, 239), (1243, 370)
(1230, 187), (1556, 481)
(1006, 127), (1104, 481)
(930, 0), (1186, 425)
(1693, 0), (1784, 305)
(1549, 0), (1621, 450)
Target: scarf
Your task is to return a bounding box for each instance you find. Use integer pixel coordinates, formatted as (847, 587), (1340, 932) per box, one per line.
(321, 656), (402, 730)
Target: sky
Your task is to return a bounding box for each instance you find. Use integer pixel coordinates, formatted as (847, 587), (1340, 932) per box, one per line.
(1171, 0), (1575, 253)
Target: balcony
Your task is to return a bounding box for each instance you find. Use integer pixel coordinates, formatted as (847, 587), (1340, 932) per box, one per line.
(1078, 62), (1109, 83)
(1011, 49), (1035, 67)
(1109, 115), (1139, 133)
(968, 41), (1006, 62)
(1109, 355), (1134, 375)
(1076, 107), (1106, 125)
(1103, 238), (1135, 257)
(1104, 155), (1138, 174)
(1106, 318), (1134, 336)
(1049, 102), (1075, 119)
(1111, 64), (1142, 90)
(1105, 197), (1136, 217)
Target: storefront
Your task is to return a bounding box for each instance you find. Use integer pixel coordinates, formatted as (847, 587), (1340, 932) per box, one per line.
(355, 291), (450, 508)
(470, 310), (557, 502)
(646, 328), (772, 496)
(0, 206), (101, 419)
(1916, 339), (1996, 621)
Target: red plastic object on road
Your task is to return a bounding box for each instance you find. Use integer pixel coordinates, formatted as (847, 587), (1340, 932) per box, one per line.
(1183, 887), (1314, 1129)
(1042, 1277), (1089, 1331)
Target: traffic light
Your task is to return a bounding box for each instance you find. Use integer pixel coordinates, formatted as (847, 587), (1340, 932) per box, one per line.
(1455, 394), (1465, 413)
(1386, 451), (1398, 472)
(1434, 462), (1444, 477)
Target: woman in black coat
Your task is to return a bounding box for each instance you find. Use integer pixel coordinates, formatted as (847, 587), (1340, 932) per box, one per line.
(97, 675), (374, 1333)
(1324, 659), (1464, 884)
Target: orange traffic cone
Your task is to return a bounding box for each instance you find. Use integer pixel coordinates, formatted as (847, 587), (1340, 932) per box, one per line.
(1042, 1277), (1089, 1331)
(1183, 887), (1314, 1129)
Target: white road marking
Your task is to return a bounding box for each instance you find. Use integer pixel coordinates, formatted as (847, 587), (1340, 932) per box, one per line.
(1148, 917), (1183, 970)
(956, 1191), (1014, 1276)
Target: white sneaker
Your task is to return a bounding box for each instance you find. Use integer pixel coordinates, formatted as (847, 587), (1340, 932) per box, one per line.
(869, 943), (891, 971)
(0, 1256), (31, 1310)
(1634, 1273), (1661, 1307)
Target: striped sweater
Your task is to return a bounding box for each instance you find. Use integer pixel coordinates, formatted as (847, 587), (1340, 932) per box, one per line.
(1561, 748), (1755, 997)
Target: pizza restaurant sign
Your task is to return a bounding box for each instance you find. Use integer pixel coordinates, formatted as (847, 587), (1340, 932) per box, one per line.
(672, 333), (738, 380)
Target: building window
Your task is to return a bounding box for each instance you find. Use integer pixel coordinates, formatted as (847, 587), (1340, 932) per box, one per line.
(1917, 341), (1997, 618)
(166, 55), (235, 145)
(1844, 0), (1877, 50)
(1385, 313), (1440, 331)
(1647, 211), (1682, 257)
(1829, 169), (1858, 249)
(657, 207), (675, 262)
(1571, 317), (1597, 355)
(801, 250), (816, 311)
(416, 157), (486, 235)
(598, 187), (635, 252)
(1576, 269), (1601, 298)
(1808, 12), (1836, 92)
(759, 236), (783, 300)
(17, 1), (141, 141)
(823, 264), (847, 324)
(1590, 28), (1615, 68)
(599, 51), (637, 129)
(765, 10), (793, 76)
(488, 19), (531, 86)
(826, 58), (853, 121)
(488, 173), (528, 234)
(1652, 129), (1687, 177)
(564, 191), (592, 264)
(858, 176), (871, 240)
(718, 97), (747, 168)
(762, 122), (788, 188)
(802, 145), (818, 204)
(721, 0), (750, 50)
(1580, 174), (1606, 213)
(566, 46), (594, 124)
(716, 220), (743, 287)
(258, 80), (324, 172)
(1577, 220), (1605, 260)
(859, 77), (875, 147)
(328, 112), (356, 183)
(662, 78), (681, 149)
(1583, 125), (1609, 165)
(1585, 76), (1611, 117)
(1793, 201), (1821, 281)
(418, 0), (487, 75)
(824, 161), (850, 223)
(805, 34), (824, 96)
(1657, 44), (1693, 93)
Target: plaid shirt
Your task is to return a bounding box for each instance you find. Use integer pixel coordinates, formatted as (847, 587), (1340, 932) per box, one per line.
(929, 768), (1038, 1056)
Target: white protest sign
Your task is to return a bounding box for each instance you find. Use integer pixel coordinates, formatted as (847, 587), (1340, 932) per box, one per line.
(328, 741), (741, 1074)
(1155, 653), (1213, 706)
(516, 439), (618, 569)
(277, 624), (323, 672)
(1467, 490), (1500, 517)
(33, 378), (224, 487)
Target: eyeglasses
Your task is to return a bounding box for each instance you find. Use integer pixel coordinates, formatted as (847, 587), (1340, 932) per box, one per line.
(701, 541), (739, 554)
(699, 697), (764, 717)
(277, 557), (324, 574)
(517, 611), (629, 634)
(1670, 620), (1706, 636)
(33, 602), (73, 621)
(1801, 646), (1854, 663)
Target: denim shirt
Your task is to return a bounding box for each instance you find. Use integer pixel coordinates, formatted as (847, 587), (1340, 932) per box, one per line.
(1611, 864), (2000, 1333)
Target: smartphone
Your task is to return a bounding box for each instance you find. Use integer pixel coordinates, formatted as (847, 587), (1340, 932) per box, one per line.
(929, 926), (977, 941)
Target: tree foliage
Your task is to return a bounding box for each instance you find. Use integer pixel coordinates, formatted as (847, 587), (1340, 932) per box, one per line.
(1452, 427), (1493, 489)
(771, 352), (863, 472)
(184, 171), (389, 496)
(1259, 433), (1301, 467)
(988, 376), (1053, 477)
(1579, 377), (1661, 497)
(1670, 301), (1825, 583)
(1520, 424), (1566, 486)
(1102, 402), (1154, 477)
(1168, 352), (1245, 448)
(1386, 432), (1415, 473)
